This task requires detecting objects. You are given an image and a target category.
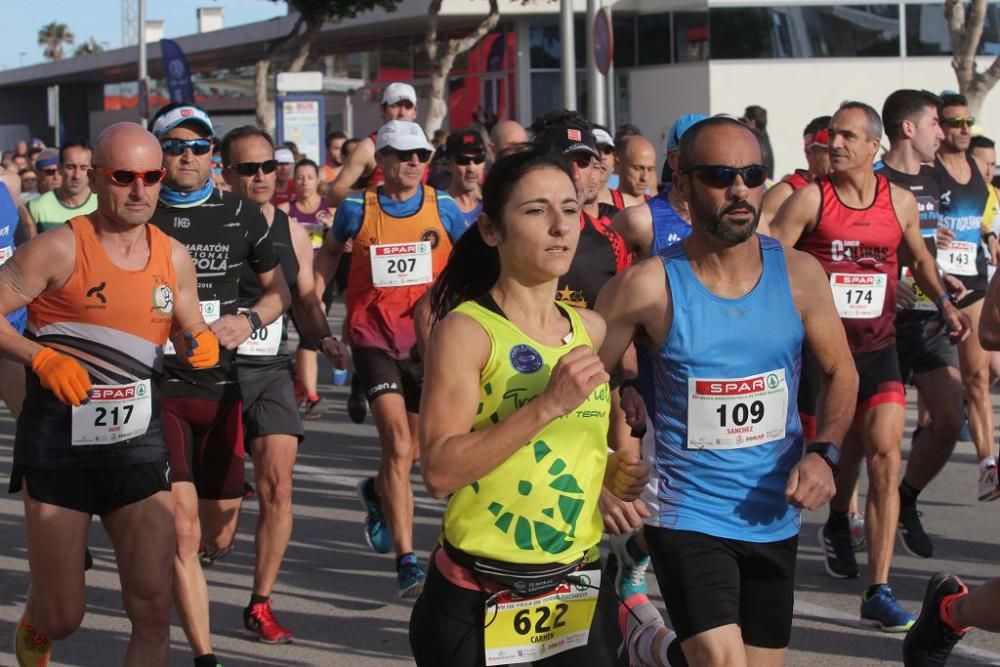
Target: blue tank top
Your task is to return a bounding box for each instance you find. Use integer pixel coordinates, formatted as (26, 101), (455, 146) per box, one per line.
(648, 186), (692, 254)
(0, 184), (25, 333)
(649, 235), (805, 541)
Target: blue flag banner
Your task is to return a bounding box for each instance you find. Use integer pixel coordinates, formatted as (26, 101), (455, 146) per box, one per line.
(160, 39), (194, 103)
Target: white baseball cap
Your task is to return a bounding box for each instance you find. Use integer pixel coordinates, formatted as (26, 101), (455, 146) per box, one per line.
(151, 104), (214, 138)
(381, 82), (417, 106)
(375, 120), (432, 152)
(274, 148), (294, 164)
(592, 128), (614, 149)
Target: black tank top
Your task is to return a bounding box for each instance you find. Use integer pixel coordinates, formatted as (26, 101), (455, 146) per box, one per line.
(555, 211), (629, 310)
(936, 154), (989, 292)
(237, 208), (299, 373)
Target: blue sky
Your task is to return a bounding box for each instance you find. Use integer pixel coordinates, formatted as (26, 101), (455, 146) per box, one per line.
(0, 0), (288, 69)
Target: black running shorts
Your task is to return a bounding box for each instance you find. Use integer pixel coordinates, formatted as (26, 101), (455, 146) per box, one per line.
(11, 461), (170, 516)
(241, 369), (304, 443)
(352, 345), (423, 413)
(644, 525), (798, 649)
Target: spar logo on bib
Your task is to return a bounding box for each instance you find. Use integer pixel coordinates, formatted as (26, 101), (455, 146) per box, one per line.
(695, 374), (772, 395)
(510, 344), (543, 374)
(92, 383), (146, 401)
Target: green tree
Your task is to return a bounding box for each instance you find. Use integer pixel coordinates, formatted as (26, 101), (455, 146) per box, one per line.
(38, 21), (75, 61)
(946, 0), (1000, 115)
(74, 37), (104, 57)
(257, 0), (405, 130)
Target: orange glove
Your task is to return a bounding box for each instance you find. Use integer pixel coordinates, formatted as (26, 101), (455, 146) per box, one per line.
(31, 347), (91, 407)
(177, 330), (219, 368)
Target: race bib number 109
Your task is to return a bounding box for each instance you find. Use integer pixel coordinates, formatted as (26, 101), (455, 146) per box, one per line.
(687, 369), (788, 449)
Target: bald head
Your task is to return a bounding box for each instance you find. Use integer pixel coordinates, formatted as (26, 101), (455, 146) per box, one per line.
(490, 120), (529, 158)
(94, 122), (163, 169)
(618, 135), (657, 197)
(91, 122), (164, 228)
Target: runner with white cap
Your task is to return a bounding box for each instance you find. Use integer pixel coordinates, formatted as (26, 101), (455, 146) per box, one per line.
(326, 82), (420, 207)
(314, 119), (469, 597)
(271, 147), (296, 207)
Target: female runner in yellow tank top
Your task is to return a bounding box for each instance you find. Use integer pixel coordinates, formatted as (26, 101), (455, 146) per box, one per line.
(410, 147), (649, 666)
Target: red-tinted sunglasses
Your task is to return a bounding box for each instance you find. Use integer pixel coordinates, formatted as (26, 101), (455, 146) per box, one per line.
(92, 166), (166, 186)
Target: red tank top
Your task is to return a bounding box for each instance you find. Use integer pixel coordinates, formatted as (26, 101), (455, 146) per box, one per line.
(367, 133), (385, 187)
(797, 175), (902, 353)
(610, 189), (650, 210)
(781, 170), (811, 190)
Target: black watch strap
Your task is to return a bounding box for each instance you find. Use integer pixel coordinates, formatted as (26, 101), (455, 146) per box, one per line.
(242, 310), (263, 333)
(619, 378), (641, 396)
(806, 441), (840, 474)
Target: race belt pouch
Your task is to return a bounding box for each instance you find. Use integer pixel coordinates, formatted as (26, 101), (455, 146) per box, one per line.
(443, 539), (584, 597)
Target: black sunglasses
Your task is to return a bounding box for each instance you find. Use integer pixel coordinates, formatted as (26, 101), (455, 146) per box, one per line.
(161, 138), (212, 157)
(388, 148), (432, 163)
(228, 160), (278, 176)
(596, 144), (615, 156)
(453, 154), (485, 166)
(684, 164), (767, 189)
(942, 116), (976, 128)
(569, 153), (595, 169)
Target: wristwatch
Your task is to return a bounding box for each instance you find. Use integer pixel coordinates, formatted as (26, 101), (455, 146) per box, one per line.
(618, 378), (641, 397)
(806, 441), (841, 475)
(242, 310), (263, 333)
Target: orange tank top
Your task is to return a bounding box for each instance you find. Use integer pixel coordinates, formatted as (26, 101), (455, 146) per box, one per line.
(345, 185), (452, 358)
(29, 215), (176, 380)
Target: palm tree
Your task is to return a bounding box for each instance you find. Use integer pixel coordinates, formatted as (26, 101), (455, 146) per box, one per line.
(74, 38), (104, 57)
(38, 22), (75, 61)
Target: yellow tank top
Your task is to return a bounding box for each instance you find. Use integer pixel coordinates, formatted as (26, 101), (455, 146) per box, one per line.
(442, 299), (610, 565)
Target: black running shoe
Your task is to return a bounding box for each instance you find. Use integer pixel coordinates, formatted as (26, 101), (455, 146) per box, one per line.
(903, 572), (968, 666)
(899, 502), (933, 558)
(347, 374), (367, 424)
(818, 523), (859, 579)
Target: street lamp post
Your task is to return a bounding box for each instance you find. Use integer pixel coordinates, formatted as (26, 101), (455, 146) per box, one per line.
(559, 0), (576, 110)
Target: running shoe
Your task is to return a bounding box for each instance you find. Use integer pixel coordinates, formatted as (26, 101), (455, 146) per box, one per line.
(609, 532), (650, 599)
(898, 503), (933, 558)
(303, 396), (327, 421)
(903, 572), (969, 666)
(243, 598), (293, 644)
(849, 512), (866, 552)
(14, 618), (52, 667)
(397, 554), (426, 599)
(347, 375), (367, 424)
(977, 462), (1000, 502)
(619, 593), (674, 667)
(199, 544), (234, 567)
(357, 477), (392, 554)
(861, 584), (917, 632)
(818, 523), (859, 579)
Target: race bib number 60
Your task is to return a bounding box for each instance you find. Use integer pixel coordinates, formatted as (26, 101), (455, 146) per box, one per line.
(370, 242), (433, 288)
(484, 571), (600, 665)
(687, 369), (788, 449)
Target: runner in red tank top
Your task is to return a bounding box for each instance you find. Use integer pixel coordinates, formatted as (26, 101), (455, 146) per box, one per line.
(326, 82), (418, 207)
(771, 101), (970, 632)
(612, 135), (657, 208)
(761, 115), (833, 229)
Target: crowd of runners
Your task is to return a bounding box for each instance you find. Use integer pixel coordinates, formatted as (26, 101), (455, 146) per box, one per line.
(0, 79), (997, 667)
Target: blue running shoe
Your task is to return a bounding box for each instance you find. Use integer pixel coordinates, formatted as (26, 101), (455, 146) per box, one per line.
(609, 532), (650, 599)
(357, 477), (392, 554)
(397, 553), (426, 599)
(861, 584), (917, 632)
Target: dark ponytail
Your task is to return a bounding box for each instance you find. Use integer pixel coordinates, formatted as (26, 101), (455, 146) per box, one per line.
(430, 147), (574, 322)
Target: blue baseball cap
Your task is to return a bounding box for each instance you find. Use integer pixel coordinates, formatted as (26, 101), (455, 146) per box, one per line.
(666, 114), (708, 151)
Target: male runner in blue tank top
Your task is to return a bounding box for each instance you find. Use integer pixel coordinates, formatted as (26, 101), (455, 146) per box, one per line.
(596, 116), (859, 666)
(613, 114), (706, 261)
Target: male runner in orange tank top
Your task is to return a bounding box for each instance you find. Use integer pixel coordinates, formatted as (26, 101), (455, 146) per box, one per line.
(0, 122), (218, 667)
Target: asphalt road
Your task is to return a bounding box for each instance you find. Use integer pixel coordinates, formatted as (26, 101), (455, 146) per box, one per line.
(0, 307), (998, 665)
